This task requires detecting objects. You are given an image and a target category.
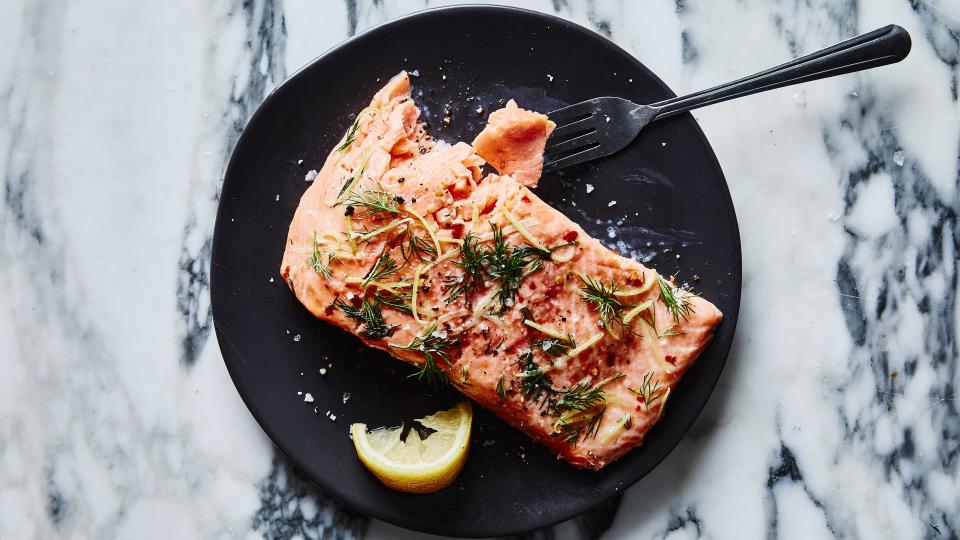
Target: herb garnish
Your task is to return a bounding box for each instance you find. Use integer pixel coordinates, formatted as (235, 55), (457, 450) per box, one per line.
(445, 233), (486, 304)
(337, 114), (362, 152)
(484, 224), (544, 313)
(399, 224), (437, 265)
(578, 274), (625, 329)
(657, 274), (696, 323)
(334, 298), (395, 340)
(361, 251), (399, 288)
(515, 351), (553, 404)
(496, 375), (507, 399)
(344, 185), (404, 216)
(306, 232), (336, 279)
(535, 334), (576, 358)
(629, 372), (664, 411)
(552, 374), (623, 444)
(372, 289), (412, 315)
(391, 322), (459, 387)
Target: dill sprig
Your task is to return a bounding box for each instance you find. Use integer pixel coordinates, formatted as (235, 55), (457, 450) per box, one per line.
(657, 274), (696, 323)
(578, 274), (624, 328)
(483, 224), (544, 313)
(399, 224), (437, 265)
(554, 375), (622, 413)
(515, 351), (554, 405)
(557, 407), (607, 444)
(372, 289), (412, 315)
(629, 372), (664, 412)
(535, 335), (576, 358)
(445, 233), (486, 304)
(344, 185), (404, 216)
(334, 298), (395, 340)
(337, 114), (362, 152)
(391, 323), (460, 387)
(306, 232), (336, 279)
(361, 251), (398, 288)
(496, 375), (507, 399)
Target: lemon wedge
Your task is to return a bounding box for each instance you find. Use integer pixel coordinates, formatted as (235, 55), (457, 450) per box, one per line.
(349, 401), (472, 494)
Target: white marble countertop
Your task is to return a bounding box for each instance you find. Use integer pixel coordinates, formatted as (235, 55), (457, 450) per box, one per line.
(2, 1), (958, 538)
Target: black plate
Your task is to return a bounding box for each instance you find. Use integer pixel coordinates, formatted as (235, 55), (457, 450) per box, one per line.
(212, 5), (741, 537)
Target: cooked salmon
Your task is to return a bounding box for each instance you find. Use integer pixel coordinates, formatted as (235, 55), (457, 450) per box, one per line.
(281, 72), (722, 470)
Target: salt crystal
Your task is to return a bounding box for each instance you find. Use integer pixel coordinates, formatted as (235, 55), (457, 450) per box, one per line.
(319, 368), (327, 375)
(628, 78), (633, 83)
(442, 74), (447, 80)
(547, 74), (554, 82)
(298, 391), (303, 395)
(410, 69), (420, 77)
(343, 392), (351, 404)
(297, 159), (304, 165)
(275, 194), (279, 202)
(304, 170), (318, 182)
(293, 334), (302, 342)
(661, 142), (667, 147)
(328, 413), (337, 421)
(586, 184), (594, 194)
(605, 115), (610, 123)
(607, 227), (616, 239)
(304, 393), (314, 403)
(893, 150), (905, 167)
(269, 277), (274, 283)
(608, 200), (617, 207)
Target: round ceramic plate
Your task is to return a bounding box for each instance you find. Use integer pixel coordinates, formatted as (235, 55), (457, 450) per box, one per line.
(212, 5), (741, 537)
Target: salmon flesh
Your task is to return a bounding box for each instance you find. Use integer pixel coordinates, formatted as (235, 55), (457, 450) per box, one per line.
(280, 72), (723, 469)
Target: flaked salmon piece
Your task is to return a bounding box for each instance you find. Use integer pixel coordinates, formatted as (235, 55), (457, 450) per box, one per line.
(472, 99), (555, 188)
(281, 72), (723, 470)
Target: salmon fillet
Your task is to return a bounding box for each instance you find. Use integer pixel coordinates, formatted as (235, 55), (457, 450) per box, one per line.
(281, 72), (723, 470)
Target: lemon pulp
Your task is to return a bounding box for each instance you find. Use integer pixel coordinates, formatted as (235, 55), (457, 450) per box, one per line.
(350, 401), (472, 494)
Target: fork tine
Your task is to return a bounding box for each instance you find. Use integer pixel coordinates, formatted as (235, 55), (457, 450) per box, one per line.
(547, 100), (598, 126)
(549, 116), (597, 140)
(544, 131), (600, 155)
(542, 144), (606, 173)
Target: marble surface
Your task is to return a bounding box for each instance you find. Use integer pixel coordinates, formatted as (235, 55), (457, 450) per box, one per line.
(1, 0), (958, 538)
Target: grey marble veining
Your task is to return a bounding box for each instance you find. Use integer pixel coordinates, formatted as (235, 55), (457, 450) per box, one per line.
(1, 1), (957, 539)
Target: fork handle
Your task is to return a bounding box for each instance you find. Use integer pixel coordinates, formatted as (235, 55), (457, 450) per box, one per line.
(650, 25), (911, 119)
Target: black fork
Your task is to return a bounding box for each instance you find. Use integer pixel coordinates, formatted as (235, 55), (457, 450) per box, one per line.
(543, 24), (911, 173)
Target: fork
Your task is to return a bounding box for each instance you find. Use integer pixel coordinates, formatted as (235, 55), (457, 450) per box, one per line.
(543, 24), (911, 173)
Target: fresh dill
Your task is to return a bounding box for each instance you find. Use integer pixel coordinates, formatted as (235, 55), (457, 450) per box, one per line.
(496, 375), (507, 399)
(515, 351), (553, 405)
(629, 372), (664, 411)
(445, 233), (486, 304)
(578, 274), (624, 329)
(306, 232), (336, 279)
(336, 175), (354, 200)
(554, 374), (623, 413)
(557, 407), (606, 444)
(361, 251), (399, 288)
(391, 323), (459, 387)
(371, 289), (412, 314)
(344, 185), (404, 216)
(334, 298), (395, 340)
(535, 335), (576, 358)
(657, 274), (696, 323)
(337, 115), (361, 152)
(483, 224), (544, 313)
(399, 224), (436, 265)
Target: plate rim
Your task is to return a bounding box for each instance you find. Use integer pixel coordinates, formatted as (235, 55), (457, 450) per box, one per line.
(211, 4), (742, 537)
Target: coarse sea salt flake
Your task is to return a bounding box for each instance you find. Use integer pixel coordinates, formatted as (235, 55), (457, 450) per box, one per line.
(319, 368), (327, 375)
(586, 184), (594, 193)
(547, 74), (554, 82)
(343, 392), (351, 404)
(293, 334), (302, 342)
(304, 393), (314, 403)
(608, 200), (617, 207)
(305, 170), (318, 182)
